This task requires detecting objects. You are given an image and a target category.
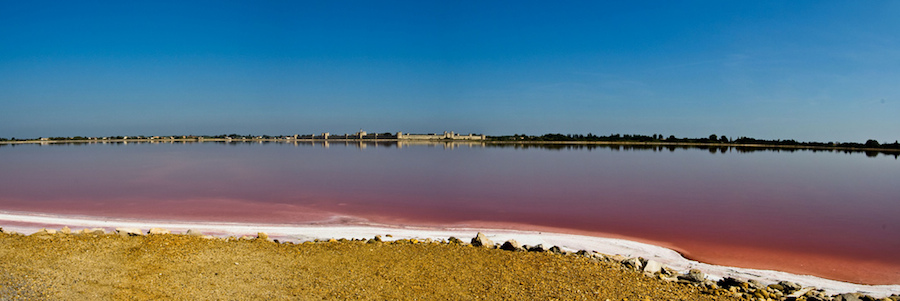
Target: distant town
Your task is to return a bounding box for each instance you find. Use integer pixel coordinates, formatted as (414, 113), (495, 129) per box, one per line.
(0, 130), (485, 142)
(1, 130), (898, 155)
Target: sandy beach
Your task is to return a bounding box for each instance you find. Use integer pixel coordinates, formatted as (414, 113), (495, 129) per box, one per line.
(1, 211), (898, 298)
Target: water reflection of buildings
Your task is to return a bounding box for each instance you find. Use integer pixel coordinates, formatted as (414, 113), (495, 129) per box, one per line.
(291, 130), (486, 141)
(396, 140), (484, 149)
(396, 131), (486, 141)
(281, 140), (485, 150)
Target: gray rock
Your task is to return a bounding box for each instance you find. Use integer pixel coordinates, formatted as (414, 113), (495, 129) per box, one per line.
(747, 279), (763, 290)
(772, 289), (785, 299)
(678, 269), (706, 283)
(591, 252), (607, 261)
(642, 259), (664, 274)
(186, 229), (204, 236)
(701, 280), (718, 290)
(528, 244), (549, 252)
(806, 289), (829, 301)
(470, 232), (493, 247)
(115, 228), (143, 236)
(660, 266), (676, 276)
(787, 287), (814, 298)
(548, 246), (565, 254)
(608, 254), (627, 262)
(499, 240), (524, 251)
(834, 293), (862, 301)
(622, 257), (643, 271)
(717, 277), (744, 289)
(779, 281), (802, 293)
(447, 237), (465, 244)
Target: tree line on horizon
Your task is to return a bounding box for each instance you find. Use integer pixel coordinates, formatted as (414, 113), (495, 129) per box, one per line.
(488, 133), (900, 151)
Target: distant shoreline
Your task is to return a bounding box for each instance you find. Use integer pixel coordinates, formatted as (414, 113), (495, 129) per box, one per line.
(2, 138), (898, 155)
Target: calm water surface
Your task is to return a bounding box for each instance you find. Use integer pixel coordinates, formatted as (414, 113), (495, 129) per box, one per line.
(1, 142), (898, 284)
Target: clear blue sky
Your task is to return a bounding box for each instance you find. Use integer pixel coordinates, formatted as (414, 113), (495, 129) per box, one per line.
(2, 1), (898, 142)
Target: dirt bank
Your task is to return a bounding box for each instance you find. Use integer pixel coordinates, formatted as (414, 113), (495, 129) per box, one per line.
(0, 231), (739, 300)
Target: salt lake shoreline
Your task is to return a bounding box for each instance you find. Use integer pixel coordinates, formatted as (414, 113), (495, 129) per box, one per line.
(1, 211), (898, 298)
(3, 138), (899, 156)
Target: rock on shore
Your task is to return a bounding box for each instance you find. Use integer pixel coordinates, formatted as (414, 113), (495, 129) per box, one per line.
(471, 232), (494, 247)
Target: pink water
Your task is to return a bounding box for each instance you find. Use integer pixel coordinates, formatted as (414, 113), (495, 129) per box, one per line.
(1, 142), (898, 284)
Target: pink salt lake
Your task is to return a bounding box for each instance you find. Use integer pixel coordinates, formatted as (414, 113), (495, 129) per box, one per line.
(0, 141), (897, 285)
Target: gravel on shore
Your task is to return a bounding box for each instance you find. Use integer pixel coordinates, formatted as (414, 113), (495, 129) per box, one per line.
(0, 230), (744, 301)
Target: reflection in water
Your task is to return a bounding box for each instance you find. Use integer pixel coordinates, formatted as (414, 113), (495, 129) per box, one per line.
(483, 142), (900, 158)
(5, 140), (898, 159)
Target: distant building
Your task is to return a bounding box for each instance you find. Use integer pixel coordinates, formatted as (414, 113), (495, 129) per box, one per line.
(397, 131), (485, 140)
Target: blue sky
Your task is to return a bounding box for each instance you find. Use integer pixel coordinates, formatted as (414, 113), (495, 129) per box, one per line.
(1, 1), (898, 142)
